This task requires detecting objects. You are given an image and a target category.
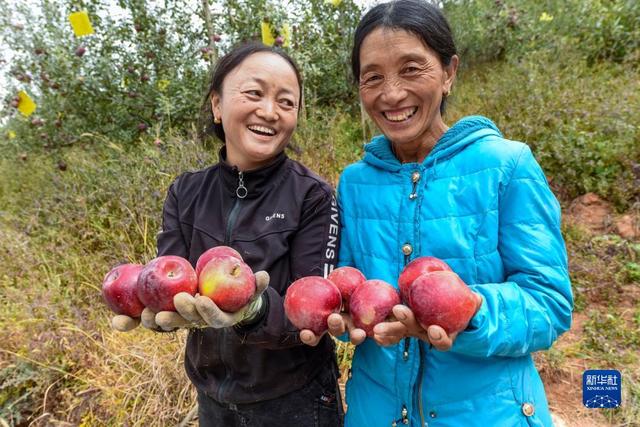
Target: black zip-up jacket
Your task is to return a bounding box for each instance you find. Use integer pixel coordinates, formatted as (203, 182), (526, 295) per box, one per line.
(157, 147), (340, 404)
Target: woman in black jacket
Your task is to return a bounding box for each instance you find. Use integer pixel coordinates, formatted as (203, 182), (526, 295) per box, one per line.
(113, 42), (342, 427)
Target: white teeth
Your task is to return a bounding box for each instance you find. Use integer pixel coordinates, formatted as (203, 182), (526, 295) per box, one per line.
(248, 125), (276, 135)
(384, 107), (417, 122)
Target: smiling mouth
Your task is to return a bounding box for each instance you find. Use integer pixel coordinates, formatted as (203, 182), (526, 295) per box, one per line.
(248, 125), (276, 136)
(382, 107), (418, 122)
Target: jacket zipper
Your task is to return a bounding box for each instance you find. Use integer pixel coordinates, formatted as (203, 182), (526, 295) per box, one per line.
(217, 170), (246, 402)
(225, 171), (246, 244)
(418, 342), (426, 427)
(408, 170), (427, 426)
(409, 171), (420, 200)
(401, 253), (412, 425)
(412, 168), (427, 426)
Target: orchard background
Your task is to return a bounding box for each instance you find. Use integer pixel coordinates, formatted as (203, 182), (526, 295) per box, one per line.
(1, 0), (639, 425)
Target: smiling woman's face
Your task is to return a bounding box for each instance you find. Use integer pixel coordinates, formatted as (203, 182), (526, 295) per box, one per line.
(211, 52), (300, 171)
(358, 27), (457, 152)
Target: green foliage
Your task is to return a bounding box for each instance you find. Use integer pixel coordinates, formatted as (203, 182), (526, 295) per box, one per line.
(562, 228), (640, 312)
(574, 0), (640, 65)
(1, 0), (361, 151)
(0, 362), (42, 425)
(582, 310), (639, 363)
(444, 0), (640, 67)
(625, 262), (640, 283)
(200, 0), (362, 106)
(0, 0), (211, 148)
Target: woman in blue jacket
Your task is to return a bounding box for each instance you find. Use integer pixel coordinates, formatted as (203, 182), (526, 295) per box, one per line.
(301, 1), (573, 426)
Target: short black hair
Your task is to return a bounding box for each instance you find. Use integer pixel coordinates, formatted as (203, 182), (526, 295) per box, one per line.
(199, 42), (303, 143)
(351, 0), (457, 113)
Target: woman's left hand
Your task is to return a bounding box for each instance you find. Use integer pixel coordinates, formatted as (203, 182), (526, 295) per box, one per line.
(372, 293), (482, 351)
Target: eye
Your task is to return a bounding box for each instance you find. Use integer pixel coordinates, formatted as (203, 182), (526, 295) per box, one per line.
(244, 90), (262, 97)
(361, 74), (382, 85)
(402, 66), (420, 74)
(279, 98), (295, 108)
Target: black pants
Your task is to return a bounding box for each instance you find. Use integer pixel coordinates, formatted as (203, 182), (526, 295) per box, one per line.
(197, 362), (344, 427)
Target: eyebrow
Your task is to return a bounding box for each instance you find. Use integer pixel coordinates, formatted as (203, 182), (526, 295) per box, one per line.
(247, 77), (297, 97)
(360, 53), (429, 75)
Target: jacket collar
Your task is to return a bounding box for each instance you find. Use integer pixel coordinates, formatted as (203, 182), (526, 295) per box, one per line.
(363, 115), (503, 171)
(218, 146), (288, 199)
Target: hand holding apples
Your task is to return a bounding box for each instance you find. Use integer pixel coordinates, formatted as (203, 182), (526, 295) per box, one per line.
(285, 276), (349, 347)
(103, 256), (200, 332)
(193, 269), (269, 328)
(373, 259), (482, 350)
(303, 267), (367, 347)
(293, 268), (394, 347)
(155, 247), (270, 330)
(102, 259), (197, 332)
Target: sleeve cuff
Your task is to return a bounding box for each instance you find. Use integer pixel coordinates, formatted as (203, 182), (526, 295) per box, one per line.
(234, 294), (269, 333)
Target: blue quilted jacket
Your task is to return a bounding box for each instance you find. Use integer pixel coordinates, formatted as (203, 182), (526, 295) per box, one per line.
(337, 116), (573, 427)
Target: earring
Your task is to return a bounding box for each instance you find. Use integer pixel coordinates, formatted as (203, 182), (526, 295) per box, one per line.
(444, 89), (451, 97)
(214, 116), (221, 124)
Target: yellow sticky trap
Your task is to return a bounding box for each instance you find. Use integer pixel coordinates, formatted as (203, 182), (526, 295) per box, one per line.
(539, 12), (554, 22)
(157, 79), (170, 92)
(17, 91), (36, 117)
(69, 11), (94, 37)
(281, 23), (291, 47)
(8, 131), (16, 139)
(325, 0), (342, 6)
(261, 21), (275, 46)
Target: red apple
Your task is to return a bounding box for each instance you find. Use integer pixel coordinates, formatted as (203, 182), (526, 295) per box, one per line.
(284, 276), (341, 335)
(398, 256), (452, 303)
(408, 271), (477, 335)
(102, 263), (145, 317)
(137, 256), (197, 312)
(199, 255), (255, 312)
(327, 266), (365, 312)
(196, 246), (242, 277)
(349, 280), (400, 337)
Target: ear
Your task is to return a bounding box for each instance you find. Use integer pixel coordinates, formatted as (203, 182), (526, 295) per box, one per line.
(442, 54), (459, 95)
(210, 92), (222, 121)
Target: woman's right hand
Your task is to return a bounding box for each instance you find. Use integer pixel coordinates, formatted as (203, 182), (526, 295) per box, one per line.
(299, 313), (367, 347)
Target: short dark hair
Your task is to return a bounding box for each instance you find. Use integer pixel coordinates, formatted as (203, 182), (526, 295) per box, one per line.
(351, 0), (457, 113)
(199, 42), (303, 143)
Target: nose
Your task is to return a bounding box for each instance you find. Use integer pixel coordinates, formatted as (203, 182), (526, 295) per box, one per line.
(256, 99), (279, 122)
(381, 76), (407, 105)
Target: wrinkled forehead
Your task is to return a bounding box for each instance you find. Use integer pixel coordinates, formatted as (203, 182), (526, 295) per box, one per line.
(359, 27), (438, 71)
(223, 52), (300, 94)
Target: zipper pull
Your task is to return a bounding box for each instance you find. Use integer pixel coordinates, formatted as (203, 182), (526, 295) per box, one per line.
(409, 171), (420, 200)
(236, 171), (247, 199)
(391, 405), (410, 426)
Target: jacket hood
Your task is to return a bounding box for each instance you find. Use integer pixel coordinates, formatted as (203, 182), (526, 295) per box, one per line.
(363, 115), (503, 172)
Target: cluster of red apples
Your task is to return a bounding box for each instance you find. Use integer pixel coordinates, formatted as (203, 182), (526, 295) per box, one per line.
(102, 246), (256, 319)
(284, 257), (478, 337)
